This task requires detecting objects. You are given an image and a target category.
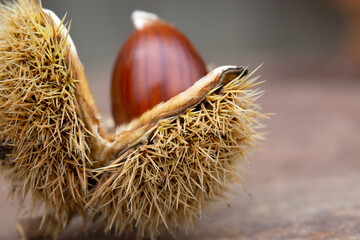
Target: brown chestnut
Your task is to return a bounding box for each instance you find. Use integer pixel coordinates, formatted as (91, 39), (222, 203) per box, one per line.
(111, 11), (207, 125)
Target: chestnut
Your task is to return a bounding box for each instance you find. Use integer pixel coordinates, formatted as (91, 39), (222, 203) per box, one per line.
(111, 11), (207, 125)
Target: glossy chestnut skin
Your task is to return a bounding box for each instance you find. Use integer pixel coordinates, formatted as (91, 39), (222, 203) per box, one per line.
(111, 15), (207, 125)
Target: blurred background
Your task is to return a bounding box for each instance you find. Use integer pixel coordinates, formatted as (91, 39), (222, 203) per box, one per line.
(40, 0), (359, 114)
(1, 1), (360, 239)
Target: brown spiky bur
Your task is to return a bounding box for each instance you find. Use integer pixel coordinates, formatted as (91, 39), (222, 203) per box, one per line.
(90, 68), (266, 238)
(0, 0), (267, 239)
(0, 0), (92, 226)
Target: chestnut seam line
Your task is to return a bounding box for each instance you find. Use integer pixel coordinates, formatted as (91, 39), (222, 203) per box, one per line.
(131, 29), (141, 118)
(153, 26), (167, 101)
(144, 28), (151, 114)
(173, 29), (190, 91)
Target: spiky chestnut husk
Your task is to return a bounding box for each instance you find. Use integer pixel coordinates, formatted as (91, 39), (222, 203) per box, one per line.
(0, 0), (92, 228)
(91, 70), (265, 238)
(0, 0), (267, 239)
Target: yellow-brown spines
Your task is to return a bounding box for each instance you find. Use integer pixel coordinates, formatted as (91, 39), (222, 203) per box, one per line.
(0, 0), (267, 238)
(91, 71), (266, 238)
(0, 0), (90, 224)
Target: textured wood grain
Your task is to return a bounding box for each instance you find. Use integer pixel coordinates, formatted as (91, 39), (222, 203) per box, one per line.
(1, 74), (360, 240)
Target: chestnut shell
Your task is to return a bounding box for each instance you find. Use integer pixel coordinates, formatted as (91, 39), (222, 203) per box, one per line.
(111, 19), (207, 125)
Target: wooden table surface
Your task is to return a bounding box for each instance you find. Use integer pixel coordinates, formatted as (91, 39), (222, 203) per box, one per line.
(1, 70), (360, 240)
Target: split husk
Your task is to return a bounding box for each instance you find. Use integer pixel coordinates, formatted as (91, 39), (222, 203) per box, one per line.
(0, 0), (267, 239)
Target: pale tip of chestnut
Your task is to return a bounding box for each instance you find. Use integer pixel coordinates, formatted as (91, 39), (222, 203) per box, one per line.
(131, 10), (160, 30)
